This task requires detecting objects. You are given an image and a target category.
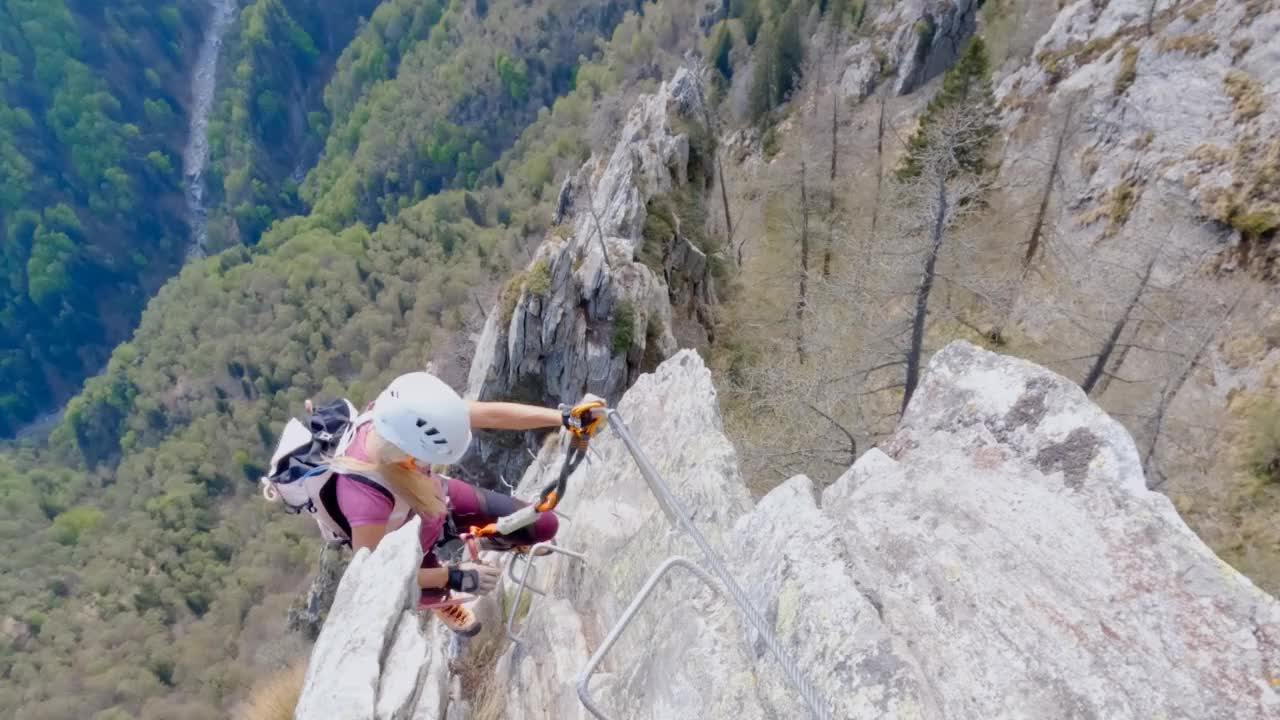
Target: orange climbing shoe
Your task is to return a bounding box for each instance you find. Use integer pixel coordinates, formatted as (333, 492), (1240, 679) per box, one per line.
(432, 602), (481, 637)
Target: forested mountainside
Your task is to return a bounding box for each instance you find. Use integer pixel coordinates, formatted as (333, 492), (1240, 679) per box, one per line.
(204, 0), (645, 248)
(0, 0), (208, 436)
(200, 0), (383, 249)
(3, 0), (1278, 717)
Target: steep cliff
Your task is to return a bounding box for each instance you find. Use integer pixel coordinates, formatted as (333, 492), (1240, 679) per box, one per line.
(297, 343), (1280, 719)
(992, 0), (1280, 588)
(461, 68), (718, 487)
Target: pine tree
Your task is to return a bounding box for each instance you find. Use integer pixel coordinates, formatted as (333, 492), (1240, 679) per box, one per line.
(898, 37), (995, 180)
(748, 24), (779, 122)
(742, 0), (764, 45)
(775, 2), (804, 100)
(710, 22), (734, 82)
(747, 3), (805, 124)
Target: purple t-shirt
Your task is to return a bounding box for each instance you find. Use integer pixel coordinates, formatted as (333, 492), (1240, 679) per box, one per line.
(335, 422), (446, 552)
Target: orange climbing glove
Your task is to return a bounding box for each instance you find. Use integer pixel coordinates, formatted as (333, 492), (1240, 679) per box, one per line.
(560, 394), (607, 440)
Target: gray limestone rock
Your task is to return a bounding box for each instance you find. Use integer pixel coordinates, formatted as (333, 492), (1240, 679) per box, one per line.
(297, 345), (1280, 719)
(296, 518), (424, 720)
(460, 68), (707, 487)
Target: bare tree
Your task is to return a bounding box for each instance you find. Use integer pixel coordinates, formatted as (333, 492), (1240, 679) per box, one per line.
(691, 61), (735, 246)
(887, 108), (998, 411)
(869, 87), (889, 238)
(797, 159), (811, 362)
(1081, 255), (1156, 395)
(1024, 99), (1077, 269)
(1141, 301), (1232, 488)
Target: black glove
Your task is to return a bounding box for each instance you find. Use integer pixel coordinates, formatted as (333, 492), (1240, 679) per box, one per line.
(446, 563), (499, 595)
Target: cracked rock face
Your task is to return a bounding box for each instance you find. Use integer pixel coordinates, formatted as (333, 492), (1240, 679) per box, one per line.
(465, 343), (1280, 719)
(460, 68), (708, 487)
(298, 345), (1280, 719)
(997, 0), (1280, 275)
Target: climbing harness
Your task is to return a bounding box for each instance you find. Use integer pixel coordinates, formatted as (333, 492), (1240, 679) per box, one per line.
(461, 398), (604, 555)
(433, 400), (604, 616)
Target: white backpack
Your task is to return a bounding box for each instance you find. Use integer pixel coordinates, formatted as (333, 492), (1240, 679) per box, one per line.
(260, 399), (411, 544)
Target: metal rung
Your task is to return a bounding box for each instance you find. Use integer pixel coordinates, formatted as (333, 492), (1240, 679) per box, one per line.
(576, 557), (721, 720)
(506, 552), (545, 597)
(581, 409), (833, 720)
(505, 541), (588, 645)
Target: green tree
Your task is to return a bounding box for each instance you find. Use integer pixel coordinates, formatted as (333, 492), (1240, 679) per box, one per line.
(747, 4), (803, 123)
(710, 22), (734, 82)
(51, 506), (104, 546)
(26, 227), (79, 306)
(742, 0), (764, 45)
(495, 53), (530, 102)
(898, 36), (995, 179)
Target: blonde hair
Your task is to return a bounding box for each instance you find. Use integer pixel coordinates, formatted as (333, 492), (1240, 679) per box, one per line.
(332, 426), (447, 518)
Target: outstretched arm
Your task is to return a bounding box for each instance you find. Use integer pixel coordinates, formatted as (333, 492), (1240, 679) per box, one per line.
(467, 401), (562, 431)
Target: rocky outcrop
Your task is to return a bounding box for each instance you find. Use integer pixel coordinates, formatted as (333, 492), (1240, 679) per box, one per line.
(697, 0), (730, 35)
(294, 517), (452, 720)
(990, 0), (1280, 542)
(833, 0), (978, 102)
(839, 41), (882, 101)
(286, 543), (348, 640)
(862, 0), (980, 96)
(300, 345), (1280, 719)
(460, 67), (715, 487)
(486, 343), (1280, 719)
(998, 0), (1279, 270)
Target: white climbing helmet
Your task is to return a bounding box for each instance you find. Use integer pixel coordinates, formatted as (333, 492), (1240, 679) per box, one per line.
(371, 372), (472, 465)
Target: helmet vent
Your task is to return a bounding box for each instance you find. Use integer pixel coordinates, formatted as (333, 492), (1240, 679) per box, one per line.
(433, 439), (448, 445)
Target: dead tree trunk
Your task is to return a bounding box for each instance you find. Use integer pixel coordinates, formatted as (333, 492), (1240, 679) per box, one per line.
(797, 160), (811, 363)
(903, 174), (948, 414)
(807, 401), (858, 468)
(1144, 295), (1239, 484)
(1092, 318), (1143, 397)
(870, 89), (888, 238)
(716, 149), (734, 246)
(692, 71), (734, 247)
(1081, 257), (1156, 395)
(1024, 102), (1075, 268)
(822, 93), (839, 278)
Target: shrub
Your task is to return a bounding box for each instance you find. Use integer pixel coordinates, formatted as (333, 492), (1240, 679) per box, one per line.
(1114, 45), (1139, 95)
(1158, 33), (1218, 57)
(51, 506), (104, 546)
(238, 659), (307, 720)
(1241, 399), (1280, 484)
(526, 258), (552, 296)
(1224, 70), (1264, 121)
(612, 299), (636, 354)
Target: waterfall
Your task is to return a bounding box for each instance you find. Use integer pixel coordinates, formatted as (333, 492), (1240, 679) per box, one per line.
(182, 0), (237, 259)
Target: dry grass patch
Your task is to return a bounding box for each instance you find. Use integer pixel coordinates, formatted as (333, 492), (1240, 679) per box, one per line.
(1182, 0), (1216, 21)
(1081, 178), (1142, 236)
(1158, 33), (1218, 57)
(237, 658), (308, 720)
(1223, 70), (1265, 121)
(1113, 45), (1139, 95)
(1230, 37), (1253, 62)
(1196, 134), (1280, 243)
(1079, 147), (1101, 177)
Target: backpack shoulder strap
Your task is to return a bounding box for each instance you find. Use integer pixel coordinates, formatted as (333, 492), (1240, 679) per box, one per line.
(322, 459), (415, 535)
(334, 411), (372, 457)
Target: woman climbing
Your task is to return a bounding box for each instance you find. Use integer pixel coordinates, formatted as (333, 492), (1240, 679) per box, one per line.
(326, 371), (605, 636)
